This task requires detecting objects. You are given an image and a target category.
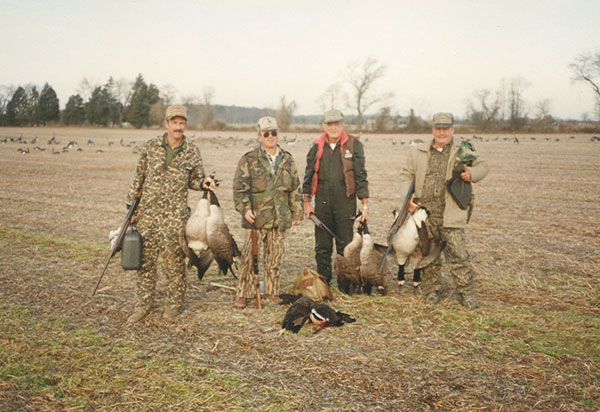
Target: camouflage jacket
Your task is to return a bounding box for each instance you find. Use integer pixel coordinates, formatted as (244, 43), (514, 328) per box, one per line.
(233, 146), (303, 230)
(126, 133), (206, 235)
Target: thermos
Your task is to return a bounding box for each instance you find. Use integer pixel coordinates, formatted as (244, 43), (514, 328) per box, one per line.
(121, 226), (142, 270)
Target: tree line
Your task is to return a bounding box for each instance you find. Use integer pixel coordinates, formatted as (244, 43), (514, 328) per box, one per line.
(1, 52), (599, 132)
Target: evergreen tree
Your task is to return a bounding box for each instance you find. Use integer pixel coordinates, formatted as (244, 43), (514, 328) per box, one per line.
(62, 94), (86, 125)
(5, 87), (28, 126)
(85, 85), (120, 126)
(38, 83), (60, 124)
(26, 86), (40, 126)
(124, 74), (160, 128)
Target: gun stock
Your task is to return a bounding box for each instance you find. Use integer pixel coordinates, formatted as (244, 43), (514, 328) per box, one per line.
(377, 181), (415, 275)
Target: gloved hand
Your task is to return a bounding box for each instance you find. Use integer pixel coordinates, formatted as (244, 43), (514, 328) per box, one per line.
(108, 228), (122, 251)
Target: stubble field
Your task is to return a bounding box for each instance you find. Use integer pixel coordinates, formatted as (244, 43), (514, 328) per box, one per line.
(0, 126), (599, 411)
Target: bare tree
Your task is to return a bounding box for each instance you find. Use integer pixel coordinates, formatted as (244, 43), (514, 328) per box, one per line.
(532, 98), (552, 131)
(77, 78), (100, 102)
(375, 106), (391, 132)
(346, 57), (392, 132)
(0, 85), (16, 125)
(160, 84), (178, 106)
(570, 52), (600, 120)
(276, 95), (297, 132)
(317, 82), (346, 113)
(466, 89), (503, 131)
(199, 87), (215, 130)
(506, 77), (530, 131)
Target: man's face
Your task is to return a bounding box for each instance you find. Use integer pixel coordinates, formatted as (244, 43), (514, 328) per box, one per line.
(323, 121), (344, 139)
(165, 117), (187, 140)
(259, 129), (278, 151)
(432, 126), (454, 148)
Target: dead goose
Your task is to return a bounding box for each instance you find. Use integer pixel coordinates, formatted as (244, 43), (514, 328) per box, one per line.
(390, 207), (429, 287)
(186, 189), (210, 251)
(206, 190), (240, 278)
(359, 221), (392, 295)
(280, 295), (356, 334)
(334, 221), (364, 295)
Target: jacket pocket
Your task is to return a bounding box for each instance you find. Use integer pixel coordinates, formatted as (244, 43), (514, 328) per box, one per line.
(251, 168), (267, 193)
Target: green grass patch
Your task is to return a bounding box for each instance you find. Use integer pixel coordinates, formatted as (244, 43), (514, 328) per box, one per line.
(0, 225), (105, 261)
(0, 298), (295, 411)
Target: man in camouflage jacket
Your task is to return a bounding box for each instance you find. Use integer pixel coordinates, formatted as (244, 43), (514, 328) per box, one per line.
(232, 116), (303, 308)
(126, 105), (211, 323)
(399, 112), (488, 309)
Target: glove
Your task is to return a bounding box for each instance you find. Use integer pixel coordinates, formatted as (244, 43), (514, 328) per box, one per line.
(108, 228), (122, 251)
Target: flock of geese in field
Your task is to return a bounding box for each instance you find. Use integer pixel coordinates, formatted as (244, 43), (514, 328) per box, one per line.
(3, 133), (599, 156)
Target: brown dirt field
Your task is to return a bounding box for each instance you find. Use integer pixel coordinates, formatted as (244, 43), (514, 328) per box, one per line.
(1, 127), (599, 411)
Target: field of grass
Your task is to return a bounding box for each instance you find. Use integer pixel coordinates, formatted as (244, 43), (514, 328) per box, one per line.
(1, 127), (599, 411)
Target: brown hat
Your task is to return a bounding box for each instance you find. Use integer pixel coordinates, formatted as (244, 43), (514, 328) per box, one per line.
(323, 109), (344, 123)
(432, 112), (453, 128)
(257, 116), (278, 131)
(165, 105), (187, 120)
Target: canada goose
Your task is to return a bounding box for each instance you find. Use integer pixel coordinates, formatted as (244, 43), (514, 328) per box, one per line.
(179, 228), (214, 281)
(334, 221), (364, 295)
(390, 207), (429, 287)
(206, 190), (240, 278)
(359, 222), (391, 295)
(186, 189), (210, 252)
(280, 295), (356, 334)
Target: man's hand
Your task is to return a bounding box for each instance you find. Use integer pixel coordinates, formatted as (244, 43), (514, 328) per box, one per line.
(407, 197), (421, 213)
(360, 207), (369, 221)
(244, 209), (256, 224)
(460, 168), (472, 182)
(303, 201), (314, 219)
(202, 176), (217, 191)
(292, 220), (302, 226)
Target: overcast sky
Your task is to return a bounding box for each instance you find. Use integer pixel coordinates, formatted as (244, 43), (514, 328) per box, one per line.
(2, 0), (599, 120)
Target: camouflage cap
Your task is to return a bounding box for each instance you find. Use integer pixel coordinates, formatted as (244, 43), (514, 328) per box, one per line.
(165, 105), (187, 120)
(432, 112), (453, 128)
(323, 109), (344, 123)
(257, 116), (278, 131)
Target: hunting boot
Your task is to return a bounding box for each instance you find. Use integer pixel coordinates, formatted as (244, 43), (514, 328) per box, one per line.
(234, 297), (247, 309)
(264, 294), (282, 305)
(424, 291), (440, 305)
(162, 306), (181, 321)
(457, 291), (477, 310)
(127, 307), (150, 324)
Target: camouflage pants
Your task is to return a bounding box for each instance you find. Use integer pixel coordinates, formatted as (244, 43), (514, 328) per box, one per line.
(421, 223), (474, 296)
(135, 227), (186, 311)
(236, 229), (285, 298)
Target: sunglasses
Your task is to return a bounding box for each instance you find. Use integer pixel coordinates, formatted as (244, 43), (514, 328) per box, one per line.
(262, 130), (278, 137)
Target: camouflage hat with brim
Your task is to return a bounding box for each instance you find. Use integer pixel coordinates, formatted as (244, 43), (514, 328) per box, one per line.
(165, 105), (187, 120)
(323, 110), (344, 123)
(257, 116), (278, 131)
(432, 112), (453, 128)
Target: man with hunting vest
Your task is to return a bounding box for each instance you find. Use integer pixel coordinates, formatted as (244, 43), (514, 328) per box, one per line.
(126, 105), (213, 323)
(303, 110), (369, 286)
(233, 116), (303, 309)
(399, 112), (488, 309)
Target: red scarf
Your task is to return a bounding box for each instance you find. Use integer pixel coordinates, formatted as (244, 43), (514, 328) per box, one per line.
(312, 130), (349, 195)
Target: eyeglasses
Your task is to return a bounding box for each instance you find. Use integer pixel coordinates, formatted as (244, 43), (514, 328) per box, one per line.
(262, 130), (278, 138)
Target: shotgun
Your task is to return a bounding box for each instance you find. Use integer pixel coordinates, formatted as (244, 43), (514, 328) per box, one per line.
(92, 187), (143, 297)
(309, 213), (344, 244)
(377, 181), (414, 275)
(248, 153), (262, 309)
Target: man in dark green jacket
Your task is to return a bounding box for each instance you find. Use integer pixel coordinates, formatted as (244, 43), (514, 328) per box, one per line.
(302, 110), (369, 286)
